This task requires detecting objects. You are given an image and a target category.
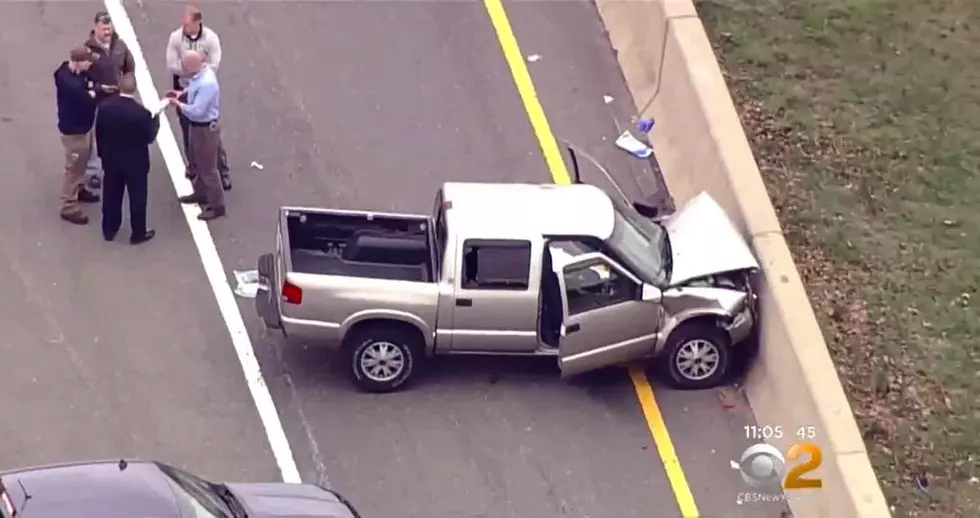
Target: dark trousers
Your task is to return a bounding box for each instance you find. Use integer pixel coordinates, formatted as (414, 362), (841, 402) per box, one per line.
(178, 107), (229, 178)
(102, 167), (148, 238)
(188, 122), (225, 210)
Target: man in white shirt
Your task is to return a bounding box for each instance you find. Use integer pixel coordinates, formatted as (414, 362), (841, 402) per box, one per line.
(166, 6), (231, 190)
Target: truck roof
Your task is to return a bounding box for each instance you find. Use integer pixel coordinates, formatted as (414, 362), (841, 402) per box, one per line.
(441, 182), (615, 240)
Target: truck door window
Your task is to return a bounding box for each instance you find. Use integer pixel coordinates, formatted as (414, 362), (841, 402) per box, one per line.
(461, 239), (531, 290)
(563, 257), (639, 315)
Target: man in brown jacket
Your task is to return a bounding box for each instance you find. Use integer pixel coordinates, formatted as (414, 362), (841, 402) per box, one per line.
(82, 10), (135, 189)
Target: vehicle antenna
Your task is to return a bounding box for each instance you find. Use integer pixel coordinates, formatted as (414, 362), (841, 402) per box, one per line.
(15, 479), (31, 516)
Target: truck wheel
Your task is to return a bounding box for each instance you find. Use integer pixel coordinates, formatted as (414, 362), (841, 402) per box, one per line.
(347, 326), (422, 393)
(661, 324), (731, 390)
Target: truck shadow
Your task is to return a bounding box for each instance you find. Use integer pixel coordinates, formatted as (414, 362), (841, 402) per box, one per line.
(273, 340), (632, 396)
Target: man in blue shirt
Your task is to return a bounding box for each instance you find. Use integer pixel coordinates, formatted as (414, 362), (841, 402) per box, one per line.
(167, 50), (225, 220)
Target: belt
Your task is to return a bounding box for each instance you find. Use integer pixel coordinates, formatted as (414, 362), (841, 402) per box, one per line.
(187, 119), (218, 127)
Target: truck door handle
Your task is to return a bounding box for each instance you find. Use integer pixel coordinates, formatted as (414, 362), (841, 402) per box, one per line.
(565, 323), (581, 334)
(456, 298), (473, 307)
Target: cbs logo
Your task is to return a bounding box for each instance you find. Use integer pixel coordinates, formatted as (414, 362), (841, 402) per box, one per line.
(735, 442), (823, 489)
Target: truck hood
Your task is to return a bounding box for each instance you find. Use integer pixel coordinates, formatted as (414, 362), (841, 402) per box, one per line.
(663, 192), (759, 286)
(227, 482), (359, 518)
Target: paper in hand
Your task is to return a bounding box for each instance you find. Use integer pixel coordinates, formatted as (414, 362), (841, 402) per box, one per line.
(149, 97), (170, 117)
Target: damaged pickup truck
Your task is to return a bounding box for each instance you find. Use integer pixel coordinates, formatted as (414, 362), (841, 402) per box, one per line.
(255, 178), (759, 393)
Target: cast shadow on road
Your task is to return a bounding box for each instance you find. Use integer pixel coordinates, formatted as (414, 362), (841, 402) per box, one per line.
(260, 325), (759, 397)
(268, 338), (633, 399)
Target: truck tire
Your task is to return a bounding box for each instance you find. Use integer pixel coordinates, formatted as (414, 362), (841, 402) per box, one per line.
(661, 323), (731, 390)
(346, 325), (423, 393)
(255, 253), (283, 330)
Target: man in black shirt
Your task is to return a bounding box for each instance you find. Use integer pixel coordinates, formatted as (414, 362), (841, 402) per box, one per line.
(95, 75), (160, 245)
(54, 46), (100, 225)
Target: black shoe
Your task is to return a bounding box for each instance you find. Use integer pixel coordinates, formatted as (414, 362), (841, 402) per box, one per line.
(221, 175), (232, 191)
(60, 211), (88, 225)
(197, 207), (226, 221)
(130, 229), (155, 245)
(78, 188), (100, 203)
(178, 194), (206, 204)
(103, 231), (117, 242)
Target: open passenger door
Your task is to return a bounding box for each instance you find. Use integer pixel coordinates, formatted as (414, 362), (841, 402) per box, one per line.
(557, 253), (662, 378)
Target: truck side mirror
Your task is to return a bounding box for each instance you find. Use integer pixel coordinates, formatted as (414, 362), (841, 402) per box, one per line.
(641, 284), (662, 303)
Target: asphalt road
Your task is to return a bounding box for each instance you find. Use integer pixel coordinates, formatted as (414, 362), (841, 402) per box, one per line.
(0, 2), (277, 483)
(3, 1), (789, 517)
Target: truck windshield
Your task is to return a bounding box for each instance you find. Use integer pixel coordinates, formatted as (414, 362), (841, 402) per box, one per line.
(605, 198), (671, 286)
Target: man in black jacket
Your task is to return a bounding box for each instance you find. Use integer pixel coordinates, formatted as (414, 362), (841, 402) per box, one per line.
(54, 46), (100, 225)
(95, 75), (160, 245)
(83, 10), (136, 190)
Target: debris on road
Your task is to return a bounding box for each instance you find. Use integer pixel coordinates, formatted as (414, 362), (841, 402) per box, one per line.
(232, 269), (260, 298)
(250, 161), (264, 170)
(614, 130), (653, 158)
(637, 117), (655, 133)
(527, 54), (541, 63)
(717, 386), (744, 410)
(603, 95), (614, 104)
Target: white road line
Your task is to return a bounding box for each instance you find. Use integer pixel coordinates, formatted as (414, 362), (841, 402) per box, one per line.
(103, 0), (302, 484)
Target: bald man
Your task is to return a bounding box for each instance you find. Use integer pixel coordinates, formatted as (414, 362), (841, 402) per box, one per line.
(166, 5), (231, 190)
(167, 50), (224, 220)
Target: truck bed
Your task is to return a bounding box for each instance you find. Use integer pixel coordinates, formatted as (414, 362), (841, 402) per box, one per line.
(284, 209), (435, 283)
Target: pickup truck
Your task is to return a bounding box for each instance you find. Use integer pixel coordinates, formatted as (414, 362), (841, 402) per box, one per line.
(255, 181), (759, 393)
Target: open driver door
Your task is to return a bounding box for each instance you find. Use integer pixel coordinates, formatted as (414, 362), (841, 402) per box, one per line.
(557, 253), (663, 378)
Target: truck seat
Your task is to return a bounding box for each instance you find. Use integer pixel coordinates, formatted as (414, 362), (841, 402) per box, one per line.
(291, 249), (428, 282)
(539, 249), (563, 347)
(342, 233), (429, 266)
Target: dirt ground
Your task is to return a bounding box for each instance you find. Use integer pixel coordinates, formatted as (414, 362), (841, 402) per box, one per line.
(696, 0), (980, 515)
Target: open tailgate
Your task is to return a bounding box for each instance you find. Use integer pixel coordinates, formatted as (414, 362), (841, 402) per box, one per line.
(254, 208), (292, 330)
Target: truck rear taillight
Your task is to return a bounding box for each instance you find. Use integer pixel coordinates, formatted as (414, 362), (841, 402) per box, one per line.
(282, 280), (303, 305)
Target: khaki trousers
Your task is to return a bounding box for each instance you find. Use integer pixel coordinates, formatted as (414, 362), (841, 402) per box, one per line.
(60, 132), (92, 215)
(187, 121), (225, 210)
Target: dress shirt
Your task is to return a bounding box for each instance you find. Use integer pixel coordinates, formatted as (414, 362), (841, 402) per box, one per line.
(179, 65), (219, 123)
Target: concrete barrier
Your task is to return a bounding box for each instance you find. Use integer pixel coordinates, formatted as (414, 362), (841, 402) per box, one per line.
(593, 0), (892, 516)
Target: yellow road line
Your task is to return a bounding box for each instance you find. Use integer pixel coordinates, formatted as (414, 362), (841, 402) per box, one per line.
(480, 0), (700, 515)
(481, 0), (571, 185)
(630, 369), (701, 517)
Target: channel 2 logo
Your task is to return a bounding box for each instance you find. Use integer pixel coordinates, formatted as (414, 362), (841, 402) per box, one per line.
(733, 442), (823, 489)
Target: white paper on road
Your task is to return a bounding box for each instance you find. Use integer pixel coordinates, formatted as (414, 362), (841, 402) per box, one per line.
(149, 97), (170, 117)
(232, 270), (260, 299)
(615, 130), (653, 159)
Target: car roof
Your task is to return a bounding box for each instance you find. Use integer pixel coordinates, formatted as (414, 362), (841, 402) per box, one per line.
(441, 182), (616, 240)
(0, 460), (179, 518)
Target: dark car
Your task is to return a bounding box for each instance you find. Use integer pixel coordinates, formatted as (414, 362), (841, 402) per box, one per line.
(0, 459), (360, 518)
